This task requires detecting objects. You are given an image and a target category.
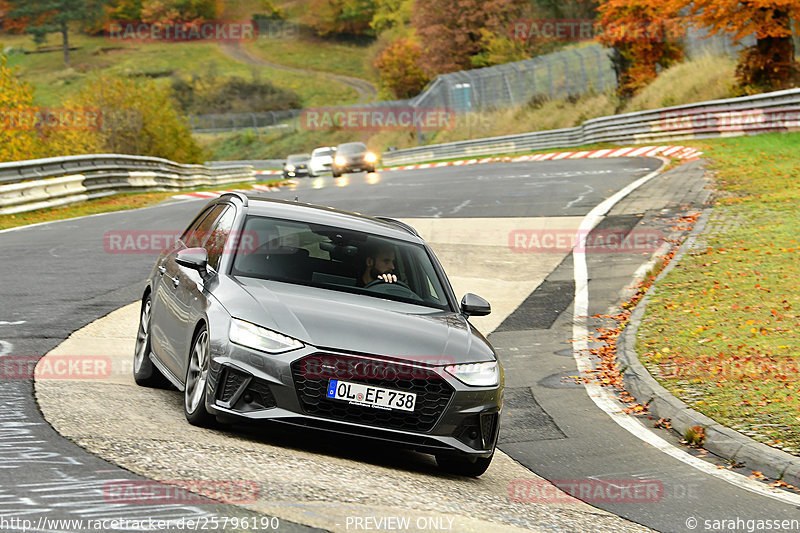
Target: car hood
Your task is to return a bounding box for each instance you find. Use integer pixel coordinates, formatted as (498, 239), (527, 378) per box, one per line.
(219, 276), (495, 364)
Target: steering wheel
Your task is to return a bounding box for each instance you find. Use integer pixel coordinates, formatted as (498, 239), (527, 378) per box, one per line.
(363, 279), (422, 301)
(364, 278), (410, 289)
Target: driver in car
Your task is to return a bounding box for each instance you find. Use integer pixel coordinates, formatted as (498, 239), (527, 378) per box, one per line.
(358, 243), (397, 287)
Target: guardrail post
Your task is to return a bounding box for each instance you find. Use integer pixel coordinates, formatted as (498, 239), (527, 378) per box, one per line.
(560, 53), (571, 96)
(574, 50), (588, 95)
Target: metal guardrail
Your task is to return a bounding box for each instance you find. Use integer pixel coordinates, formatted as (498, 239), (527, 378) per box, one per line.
(0, 154), (254, 215)
(381, 88), (800, 166)
(207, 159), (284, 170)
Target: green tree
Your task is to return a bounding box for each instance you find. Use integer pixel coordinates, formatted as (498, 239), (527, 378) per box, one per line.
(67, 73), (206, 163)
(307, 0), (376, 37)
(6, 0), (105, 68)
(370, 0), (412, 34)
(0, 54), (38, 162)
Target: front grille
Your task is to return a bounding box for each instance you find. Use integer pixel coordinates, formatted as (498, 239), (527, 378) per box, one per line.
(291, 354), (454, 432)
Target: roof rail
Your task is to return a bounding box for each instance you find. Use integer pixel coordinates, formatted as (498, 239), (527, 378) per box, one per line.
(375, 216), (419, 236)
(218, 191), (248, 207)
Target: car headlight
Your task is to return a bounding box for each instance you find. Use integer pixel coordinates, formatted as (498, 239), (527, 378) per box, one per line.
(365, 152), (377, 163)
(285, 164), (295, 172)
(229, 318), (303, 354)
(334, 155), (346, 166)
(445, 361), (499, 387)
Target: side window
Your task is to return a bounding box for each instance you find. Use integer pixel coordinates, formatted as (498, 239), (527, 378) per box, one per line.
(205, 206), (236, 271)
(180, 207), (214, 244)
(184, 205), (227, 249)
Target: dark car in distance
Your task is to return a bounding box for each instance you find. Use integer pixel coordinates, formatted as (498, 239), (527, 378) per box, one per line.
(283, 153), (311, 178)
(133, 193), (503, 476)
(332, 142), (377, 177)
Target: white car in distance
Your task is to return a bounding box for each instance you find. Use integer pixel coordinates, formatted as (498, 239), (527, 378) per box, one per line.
(309, 146), (335, 177)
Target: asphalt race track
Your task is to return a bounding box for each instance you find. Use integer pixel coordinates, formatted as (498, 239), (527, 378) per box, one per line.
(1, 158), (799, 532)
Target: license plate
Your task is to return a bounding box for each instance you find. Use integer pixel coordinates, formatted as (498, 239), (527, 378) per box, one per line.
(327, 380), (416, 412)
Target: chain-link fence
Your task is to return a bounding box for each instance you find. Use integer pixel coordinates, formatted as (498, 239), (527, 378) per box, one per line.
(189, 110), (301, 133)
(191, 30), (796, 132)
(410, 44), (615, 113)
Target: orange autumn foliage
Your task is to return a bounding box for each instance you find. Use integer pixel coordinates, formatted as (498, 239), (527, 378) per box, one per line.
(596, 0), (684, 97)
(670, 0), (800, 90)
(374, 37), (430, 99)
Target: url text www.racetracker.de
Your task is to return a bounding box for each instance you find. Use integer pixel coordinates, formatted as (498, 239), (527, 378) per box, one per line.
(0, 516), (281, 532)
(685, 516), (800, 532)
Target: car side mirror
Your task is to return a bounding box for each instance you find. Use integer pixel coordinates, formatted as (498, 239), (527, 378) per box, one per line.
(461, 293), (491, 317)
(176, 247), (209, 276)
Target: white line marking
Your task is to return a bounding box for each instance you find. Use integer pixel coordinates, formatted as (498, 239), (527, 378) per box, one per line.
(571, 159), (800, 506)
(565, 185), (594, 209)
(450, 200), (471, 214)
(0, 321), (25, 326)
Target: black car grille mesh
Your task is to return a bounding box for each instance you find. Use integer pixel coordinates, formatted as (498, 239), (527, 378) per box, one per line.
(216, 366), (277, 412)
(218, 366), (248, 403)
(291, 354), (454, 432)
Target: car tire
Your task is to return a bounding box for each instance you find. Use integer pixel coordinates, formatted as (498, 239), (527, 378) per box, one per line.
(184, 324), (215, 427)
(133, 295), (170, 388)
(332, 170), (341, 178)
(435, 451), (494, 477)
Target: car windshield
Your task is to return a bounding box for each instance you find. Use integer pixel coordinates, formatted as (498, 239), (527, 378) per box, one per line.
(288, 154), (310, 162)
(231, 215), (451, 311)
(313, 149), (333, 157)
(337, 143), (367, 155)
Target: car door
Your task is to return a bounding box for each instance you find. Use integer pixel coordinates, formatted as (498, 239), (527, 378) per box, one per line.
(172, 204), (237, 383)
(151, 204), (228, 380)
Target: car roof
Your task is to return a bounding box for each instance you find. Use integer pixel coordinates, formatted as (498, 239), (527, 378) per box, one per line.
(336, 142), (367, 149)
(233, 195), (423, 242)
(311, 146), (333, 153)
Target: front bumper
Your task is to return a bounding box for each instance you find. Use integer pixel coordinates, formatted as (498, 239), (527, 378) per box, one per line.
(206, 345), (503, 457)
(283, 167), (309, 178)
(334, 158), (375, 173)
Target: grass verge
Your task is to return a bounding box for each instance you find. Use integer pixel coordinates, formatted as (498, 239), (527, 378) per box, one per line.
(1, 33), (356, 108)
(0, 180), (282, 231)
(636, 131), (800, 455)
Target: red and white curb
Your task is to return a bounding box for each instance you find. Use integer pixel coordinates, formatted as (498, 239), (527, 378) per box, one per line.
(176, 145), (702, 199)
(382, 145), (703, 172)
(172, 181), (296, 200)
